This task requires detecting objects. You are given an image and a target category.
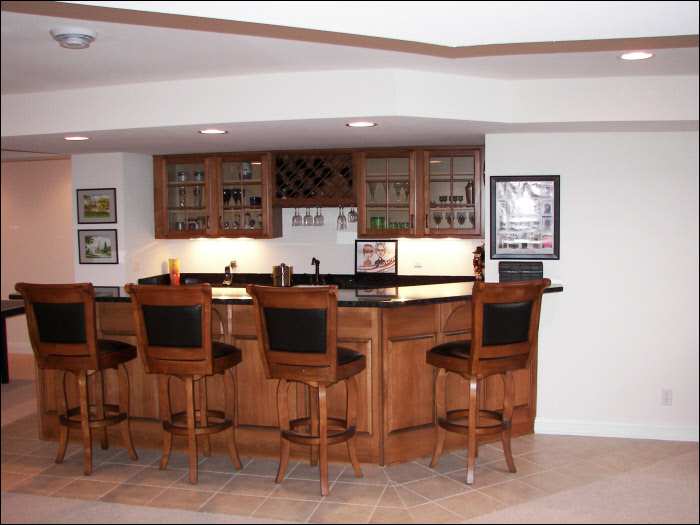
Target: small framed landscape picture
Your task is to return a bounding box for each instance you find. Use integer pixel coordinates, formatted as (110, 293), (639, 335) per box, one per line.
(78, 229), (119, 264)
(77, 188), (117, 224)
(355, 240), (398, 274)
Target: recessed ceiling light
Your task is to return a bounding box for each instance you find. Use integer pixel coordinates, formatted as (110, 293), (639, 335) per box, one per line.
(346, 121), (378, 128)
(64, 136), (90, 141)
(198, 129), (229, 134)
(620, 51), (654, 61)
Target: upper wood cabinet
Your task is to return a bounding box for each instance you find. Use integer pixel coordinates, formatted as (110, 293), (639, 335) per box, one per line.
(422, 148), (483, 238)
(153, 153), (282, 239)
(357, 146), (484, 239)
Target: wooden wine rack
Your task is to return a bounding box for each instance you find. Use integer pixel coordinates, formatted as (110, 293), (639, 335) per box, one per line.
(273, 151), (356, 207)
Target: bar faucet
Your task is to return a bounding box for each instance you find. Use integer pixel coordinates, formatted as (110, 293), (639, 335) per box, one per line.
(311, 257), (320, 285)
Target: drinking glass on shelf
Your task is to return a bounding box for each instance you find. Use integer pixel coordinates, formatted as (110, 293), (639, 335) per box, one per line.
(193, 186), (202, 207)
(457, 213), (466, 228)
(337, 206), (347, 230)
(179, 187), (186, 207)
(303, 207), (314, 226)
(367, 182), (377, 203)
(347, 206), (358, 223)
(292, 207), (302, 226)
(439, 195), (447, 206)
(433, 212), (443, 228)
(457, 195), (464, 205)
(222, 189), (232, 207)
(314, 206), (324, 226)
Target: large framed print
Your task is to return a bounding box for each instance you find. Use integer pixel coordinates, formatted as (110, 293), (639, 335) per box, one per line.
(78, 229), (119, 264)
(355, 240), (397, 274)
(77, 188), (117, 224)
(490, 176), (560, 260)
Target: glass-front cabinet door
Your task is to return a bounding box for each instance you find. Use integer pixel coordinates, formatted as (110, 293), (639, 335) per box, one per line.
(154, 155), (212, 238)
(423, 148), (482, 237)
(213, 153), (281, 238)
(358, 150), (416, 237)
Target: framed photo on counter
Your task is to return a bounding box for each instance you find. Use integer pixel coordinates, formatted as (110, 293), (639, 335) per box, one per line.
(77, 188), (117, 224)
(355, 240), (398, 274)
(490, 175), (560, 260)
(78, 229), (119, 264)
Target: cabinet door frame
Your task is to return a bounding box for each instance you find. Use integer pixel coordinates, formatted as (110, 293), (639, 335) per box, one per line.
(357, 149), (418, 238)
(422, 147), (484, 238)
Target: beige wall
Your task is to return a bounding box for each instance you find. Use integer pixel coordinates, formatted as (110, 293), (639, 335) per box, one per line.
(1, 158), (74, 353)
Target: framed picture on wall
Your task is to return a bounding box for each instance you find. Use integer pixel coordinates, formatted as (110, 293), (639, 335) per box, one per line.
(355, 240), (398, 274)
(78, 229), (119, 264)
(77, 188), (117, 224)
(490, 175), (560, 260)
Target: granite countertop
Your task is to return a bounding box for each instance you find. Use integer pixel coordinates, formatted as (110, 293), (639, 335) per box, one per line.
(8, 274), (563, 308)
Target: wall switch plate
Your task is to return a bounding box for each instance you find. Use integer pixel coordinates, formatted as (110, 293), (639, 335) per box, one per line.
(133, 258), (140, 272)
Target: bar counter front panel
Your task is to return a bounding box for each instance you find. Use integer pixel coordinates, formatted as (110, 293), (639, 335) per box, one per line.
(28, 277), (562, 467)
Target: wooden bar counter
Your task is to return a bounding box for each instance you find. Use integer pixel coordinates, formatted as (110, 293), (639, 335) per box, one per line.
(28, 277), (562, 467)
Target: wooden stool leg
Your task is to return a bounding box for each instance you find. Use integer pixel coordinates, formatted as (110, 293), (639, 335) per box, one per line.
(118, 363), (138, 461)
(502, 371), (516, 473)
(318, 383), (329, 496)
(309, 385), (319, 467)
(158, 375), (173, 471)
(198, 376), (211, 457)
(223, 369), (242, 469)
(94, 370), (109, 450)
(430, 368), (448, 468)
(185, 376), (198, 484)
(78, 370), (93, 476)
(56, 370), (69, 464)
(466, 375), (479, 485)
(276, 379), (291, 484)
(345, 376), (363, 478)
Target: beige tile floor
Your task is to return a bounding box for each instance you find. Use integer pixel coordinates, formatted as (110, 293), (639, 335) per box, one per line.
(2, 412), (698, 524)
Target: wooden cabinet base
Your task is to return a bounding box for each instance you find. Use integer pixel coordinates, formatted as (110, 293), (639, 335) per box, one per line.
(34, 301), (537, 467)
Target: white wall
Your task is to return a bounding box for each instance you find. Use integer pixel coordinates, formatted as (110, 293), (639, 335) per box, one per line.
(1, 158), (74, 353)
(485, 131), (699, 441)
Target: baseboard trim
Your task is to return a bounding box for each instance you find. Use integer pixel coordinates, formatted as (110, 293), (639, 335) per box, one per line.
(535, 417), (699, 442)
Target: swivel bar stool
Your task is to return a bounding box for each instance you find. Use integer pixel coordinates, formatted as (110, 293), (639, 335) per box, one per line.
(247, 284), (365, 496)
(125, 283), (243, 484)
(426, 278), (550, 484)
(15, 282), (139, 476)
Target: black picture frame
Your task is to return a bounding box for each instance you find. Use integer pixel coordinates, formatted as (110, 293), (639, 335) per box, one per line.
(77, 188), (117, 224)
(78, 229), (119, 264)
(490, 175), (560, 260)
(355, 240), (398, 274)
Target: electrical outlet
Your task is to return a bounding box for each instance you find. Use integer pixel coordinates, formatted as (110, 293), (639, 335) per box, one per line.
(661, 389), (673, 406)
(230, 260), (237, 269)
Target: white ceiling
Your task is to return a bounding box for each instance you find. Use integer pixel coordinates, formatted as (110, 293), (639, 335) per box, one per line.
(1, 1), (698, 161)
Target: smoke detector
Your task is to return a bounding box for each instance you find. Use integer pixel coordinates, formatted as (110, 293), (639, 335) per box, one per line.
(50, 27), (98, 49)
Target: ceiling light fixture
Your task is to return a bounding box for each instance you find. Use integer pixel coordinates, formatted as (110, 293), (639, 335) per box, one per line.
(50, 27), (98, 49)
(198, 129), (229, 134)
(346, 121), (378, 128)
(64, 136), (90, 141)
(620, 51), (654, 61)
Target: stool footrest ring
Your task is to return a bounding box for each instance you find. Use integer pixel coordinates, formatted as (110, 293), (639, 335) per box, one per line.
(283, 416), (356, 446)
(164, 409), (232, 437)
(59, 405), (127, 430)
(439, 408), (509, 436)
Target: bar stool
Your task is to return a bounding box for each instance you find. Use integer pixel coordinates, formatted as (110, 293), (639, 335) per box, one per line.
(14, 282), (139, 476)
(426, 278), (550, 484)
(246, 284), (365, 496)
(125, 283), (243, 484)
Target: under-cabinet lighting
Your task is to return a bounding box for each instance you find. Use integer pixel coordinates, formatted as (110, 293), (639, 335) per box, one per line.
(620, 51), (654, 61)
(64, 136), (89, 141)
(346, 121), (377, 128)
(198, 129), (228, 134)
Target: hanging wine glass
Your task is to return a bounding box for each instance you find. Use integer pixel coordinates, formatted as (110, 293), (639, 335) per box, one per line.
(402, 182), (410, 203)
(222, 189), (231, 207)
(381, 183), (387, 203)
(347, 206), (358, 223)
(303, 207), (314, 226)
(469, 211), (475, 227)
(433, 212), (443, 229)
(457, 213), (466, 228)
(445, 212), (452, 227)
(393, 182), (403, 203)
(292, 207), (302, 226)
(337, 206), (347, 230)
(367, 182), (377, 203)
(314, 206), (324, 226)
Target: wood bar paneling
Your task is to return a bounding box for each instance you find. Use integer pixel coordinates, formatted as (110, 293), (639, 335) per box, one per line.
(33, 299), (537, 465)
